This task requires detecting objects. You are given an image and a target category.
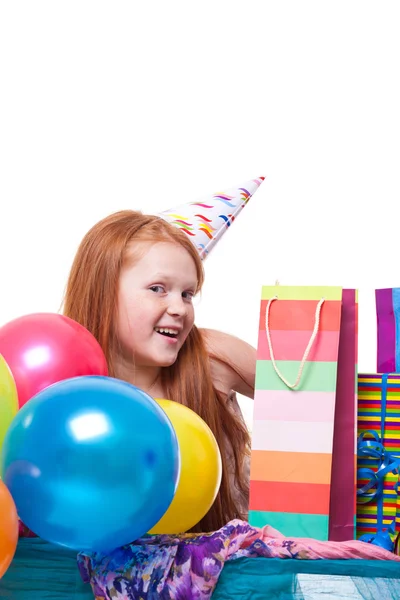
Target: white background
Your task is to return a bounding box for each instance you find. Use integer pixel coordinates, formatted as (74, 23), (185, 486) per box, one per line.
(1, 1), (399, 429)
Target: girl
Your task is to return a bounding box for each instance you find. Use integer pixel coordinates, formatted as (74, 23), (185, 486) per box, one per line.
(63, 209), (256, 533)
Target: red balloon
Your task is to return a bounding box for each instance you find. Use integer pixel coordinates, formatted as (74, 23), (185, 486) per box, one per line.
(0, 313), (108, 408)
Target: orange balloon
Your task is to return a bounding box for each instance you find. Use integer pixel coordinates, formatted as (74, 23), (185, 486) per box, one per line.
(0, 480), (18, 579)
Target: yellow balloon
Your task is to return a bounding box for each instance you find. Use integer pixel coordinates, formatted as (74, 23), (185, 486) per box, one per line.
(0, 355), (18, 451)
(149, 399), (222, 534)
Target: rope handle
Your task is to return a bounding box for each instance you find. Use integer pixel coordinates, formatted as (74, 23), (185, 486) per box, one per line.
(265, 296), (325, 389)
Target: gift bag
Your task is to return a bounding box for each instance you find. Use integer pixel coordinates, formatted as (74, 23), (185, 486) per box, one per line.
(376, 287), (400, 373)
(357, 373), (400, 552)
(395, 473), (400, 555)
(329, 289), (358, 541)
(249, 286), (357, 541)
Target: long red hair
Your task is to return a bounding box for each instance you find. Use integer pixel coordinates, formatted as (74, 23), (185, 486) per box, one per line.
(63, 210), (250, 532)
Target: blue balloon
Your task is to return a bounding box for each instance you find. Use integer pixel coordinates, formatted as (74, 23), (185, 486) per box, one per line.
(1, 376), (180, 553)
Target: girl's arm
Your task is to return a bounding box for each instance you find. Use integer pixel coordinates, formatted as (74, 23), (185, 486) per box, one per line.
(200, 328), (256, 399)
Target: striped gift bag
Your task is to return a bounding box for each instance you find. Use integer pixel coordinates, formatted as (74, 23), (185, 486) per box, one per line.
(249, 286), (357, 541)
(396, 474), (400, 555)
(357, 374), (400, 551)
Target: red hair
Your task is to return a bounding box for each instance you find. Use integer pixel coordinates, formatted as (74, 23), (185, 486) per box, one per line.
(63, 210), (250, 532)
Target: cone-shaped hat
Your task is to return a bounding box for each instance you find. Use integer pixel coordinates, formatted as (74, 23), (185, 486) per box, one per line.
(158, 176), (265, 259)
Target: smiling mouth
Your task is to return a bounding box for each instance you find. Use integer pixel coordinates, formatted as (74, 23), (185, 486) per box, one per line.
(154, 327), (179, 339)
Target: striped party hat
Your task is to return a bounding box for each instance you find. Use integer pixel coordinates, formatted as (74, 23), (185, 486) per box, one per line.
(158, 176), (265, 260)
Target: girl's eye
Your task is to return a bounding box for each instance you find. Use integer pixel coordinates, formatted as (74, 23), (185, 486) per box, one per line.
(182, 291), (194, 301)
(149, 285), (165, 294)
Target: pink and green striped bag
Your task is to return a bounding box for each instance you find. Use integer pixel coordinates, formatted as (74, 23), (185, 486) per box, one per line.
(249, 286), (358, 541)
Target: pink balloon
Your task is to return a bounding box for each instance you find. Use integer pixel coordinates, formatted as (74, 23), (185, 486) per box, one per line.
(0, 313), (108, 408)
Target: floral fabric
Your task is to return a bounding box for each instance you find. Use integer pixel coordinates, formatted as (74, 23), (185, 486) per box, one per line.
(77, 519), (400, 600)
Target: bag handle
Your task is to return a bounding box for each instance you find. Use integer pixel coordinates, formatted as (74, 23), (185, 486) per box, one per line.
(265, 295), (325, 389)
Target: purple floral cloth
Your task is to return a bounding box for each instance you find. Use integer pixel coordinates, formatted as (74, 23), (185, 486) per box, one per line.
(77, 519), (400, 600)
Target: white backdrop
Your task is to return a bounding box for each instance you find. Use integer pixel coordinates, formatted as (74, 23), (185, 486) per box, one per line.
(1, 1), (400, 428)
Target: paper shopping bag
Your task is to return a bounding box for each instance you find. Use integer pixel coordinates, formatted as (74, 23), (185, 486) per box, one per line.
(249, 286), (357, 541)
(357, 373), (400, 552)
(329, 289), (358, 541)
(376, 288), (400, 373)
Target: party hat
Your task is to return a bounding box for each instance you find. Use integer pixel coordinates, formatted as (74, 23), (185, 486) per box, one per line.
(158, 176), (265, 260)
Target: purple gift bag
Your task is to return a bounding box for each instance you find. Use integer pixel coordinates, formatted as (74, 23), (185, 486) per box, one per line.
(329, 289), (358, 541)
(376, 288), (400, 373)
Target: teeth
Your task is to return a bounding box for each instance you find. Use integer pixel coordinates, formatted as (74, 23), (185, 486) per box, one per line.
(155, 328), (178, 335)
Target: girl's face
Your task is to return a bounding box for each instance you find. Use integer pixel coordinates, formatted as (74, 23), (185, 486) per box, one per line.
(116, 241), (198, 369)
